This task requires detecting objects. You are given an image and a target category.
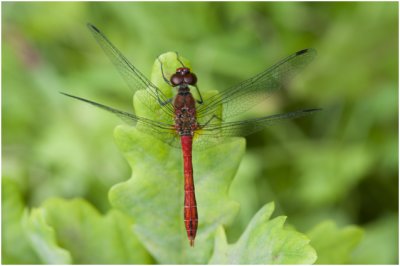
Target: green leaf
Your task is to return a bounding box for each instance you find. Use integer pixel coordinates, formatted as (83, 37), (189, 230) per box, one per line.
(23, 198), (152, 264)
(109, 52), (243, 263)
(209, 202), (317, 264)
(307, 220), (364, 264)
(2, 178), (40, 264)
(110, 126), (243, 263)
(351, 214), (398, 264)
(23, 208), (72, 264)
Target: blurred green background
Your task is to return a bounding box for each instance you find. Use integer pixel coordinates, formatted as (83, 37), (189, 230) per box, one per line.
(2, 2), (398, 264)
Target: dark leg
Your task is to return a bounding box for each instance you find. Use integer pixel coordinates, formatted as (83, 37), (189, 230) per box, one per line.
(175, 51), (186, 67)
(160, 98), (173, 106)
(157, 56), (172, 86)
(198, 114), (223, 129)
(156, 56), (173, 106)
(193, 85), (204, 105)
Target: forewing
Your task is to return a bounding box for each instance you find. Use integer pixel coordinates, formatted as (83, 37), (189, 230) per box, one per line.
(87, 24), (174, 115)
(197, 49), (317, 120)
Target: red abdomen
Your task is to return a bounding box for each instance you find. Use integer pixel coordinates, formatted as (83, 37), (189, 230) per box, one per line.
(181, 135), (198, 246)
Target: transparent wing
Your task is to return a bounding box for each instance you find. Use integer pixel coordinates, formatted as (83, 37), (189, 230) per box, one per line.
(197, 49), (317, 120)
(87, 24), (174, 115)
(61, 92), (180, 148)
(195, 108), (321, 143)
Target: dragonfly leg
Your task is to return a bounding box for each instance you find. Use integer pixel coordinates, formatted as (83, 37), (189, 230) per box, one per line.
(193, 85), (204, 105)
(175, 51), (186, 67)
(198, 114), (223, 129)
(157, 56), (173, 86)
(156, 57), (174, 106)
(159, 98), (173, 106)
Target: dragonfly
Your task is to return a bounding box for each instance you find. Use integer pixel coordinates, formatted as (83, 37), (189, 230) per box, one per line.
(61, 23), (321, 247)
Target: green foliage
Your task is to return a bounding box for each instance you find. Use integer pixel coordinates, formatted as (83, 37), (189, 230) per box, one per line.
(23, 198), (152, 264)
(209, 203), (317, 264)
(351, 214), (398, 264)
(2, 179), (40, 264)
(2, 2), (398, 264)
(23, 207), (72, 264)
(307, 220), (364, 264)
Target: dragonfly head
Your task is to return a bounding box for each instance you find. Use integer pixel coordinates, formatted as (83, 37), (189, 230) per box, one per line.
(171, 67), (197, 86)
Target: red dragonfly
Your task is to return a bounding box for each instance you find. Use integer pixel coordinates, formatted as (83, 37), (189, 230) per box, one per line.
(62, 24), (320, 247)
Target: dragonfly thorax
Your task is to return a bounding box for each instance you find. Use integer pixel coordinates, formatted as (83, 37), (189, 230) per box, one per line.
(174, 97), (198, 136)
(170, 67), (197, 87)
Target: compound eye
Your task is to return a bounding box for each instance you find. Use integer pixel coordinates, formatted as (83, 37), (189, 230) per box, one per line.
(171, 73), (183, 86)
(184, 73), (197, 85)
